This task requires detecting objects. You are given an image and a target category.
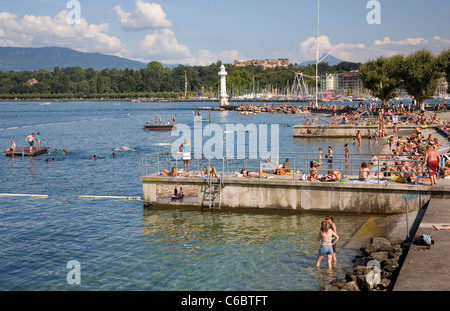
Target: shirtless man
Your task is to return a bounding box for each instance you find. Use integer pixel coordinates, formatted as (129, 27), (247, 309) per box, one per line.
(359, 162), (371, 181)
(424, 143), (441, 186)
(25, 133), (35, 153)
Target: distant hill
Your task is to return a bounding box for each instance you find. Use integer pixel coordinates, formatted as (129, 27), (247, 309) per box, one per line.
(0, 46), (166, 71)
(300, 54), (346, 66)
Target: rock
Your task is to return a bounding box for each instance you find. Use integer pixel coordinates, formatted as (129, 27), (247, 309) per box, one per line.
(370, 251), (389, 262)
(328, 279), (347, 289)
(382, 259), (399, 273)
(324, 236), (408, 292)
(378, 278), (391, 290)
(356, 275), (367, 290)
(345, 271), (356, 282)
(354, 265), (371, 275)
(352, 257), (366, 266)
(323, 284), (340, 291)
(366, 237), (393, 253)
(341, 281), (360, 291)
(366, 268), (382, 290)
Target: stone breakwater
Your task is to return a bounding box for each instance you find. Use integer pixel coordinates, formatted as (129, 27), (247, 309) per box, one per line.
(324, 237), (408, 291)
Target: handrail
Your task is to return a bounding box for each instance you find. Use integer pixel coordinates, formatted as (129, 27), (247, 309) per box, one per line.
(142, 151), (434, 186)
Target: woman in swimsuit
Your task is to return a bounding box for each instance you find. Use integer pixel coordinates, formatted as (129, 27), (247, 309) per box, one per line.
(316, 221), (339, 270)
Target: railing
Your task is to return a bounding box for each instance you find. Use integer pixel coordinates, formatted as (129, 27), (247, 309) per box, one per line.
(142, 151), (433, 186)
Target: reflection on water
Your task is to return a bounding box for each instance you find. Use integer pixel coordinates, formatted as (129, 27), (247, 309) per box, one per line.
(0, 101), (374, 290)
(142, 208), (368, 290)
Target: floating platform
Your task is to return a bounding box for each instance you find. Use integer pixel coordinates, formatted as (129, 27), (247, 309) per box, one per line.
(3, 146), (49, 157)
(144, 125), (174, 131)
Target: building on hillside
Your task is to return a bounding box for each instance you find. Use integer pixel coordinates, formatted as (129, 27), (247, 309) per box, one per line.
(27, 78), (38, 85)
(234, 58), (289, 70)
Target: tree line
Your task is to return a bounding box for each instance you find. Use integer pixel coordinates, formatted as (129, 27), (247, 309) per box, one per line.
(0, 59), (361, 100)
(359, 49), (450, 108)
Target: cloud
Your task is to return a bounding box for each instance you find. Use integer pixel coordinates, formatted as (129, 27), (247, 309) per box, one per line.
(0, 11), (126, 56)
(296, 35), (450, 64)
(114, 0), (172, 31)
(139, 29), (190, 59)
(179, 49), (242, 66)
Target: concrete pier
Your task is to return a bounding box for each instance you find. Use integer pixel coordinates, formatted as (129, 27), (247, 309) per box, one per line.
(293, 124), (442, 138)
(141, 174), (450, 214)
(394, 198), (450, 290)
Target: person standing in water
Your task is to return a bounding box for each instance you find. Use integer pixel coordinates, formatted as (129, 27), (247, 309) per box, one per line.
(316, 221), (339, 270)
(326, 216), (338, 266)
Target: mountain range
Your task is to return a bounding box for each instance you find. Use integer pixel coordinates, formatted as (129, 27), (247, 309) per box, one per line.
(0, 46), (158, 72)
(300, 54), (346, 66)
(0, 46), (348, 72)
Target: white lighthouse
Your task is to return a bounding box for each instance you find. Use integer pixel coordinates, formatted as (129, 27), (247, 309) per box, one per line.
(218, 64), (229, 106)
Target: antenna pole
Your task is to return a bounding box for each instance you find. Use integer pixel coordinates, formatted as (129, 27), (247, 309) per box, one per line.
(315, 0), (320, 108)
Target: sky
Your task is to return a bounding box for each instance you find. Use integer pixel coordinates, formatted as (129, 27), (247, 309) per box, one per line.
(0, 0), (449, 66)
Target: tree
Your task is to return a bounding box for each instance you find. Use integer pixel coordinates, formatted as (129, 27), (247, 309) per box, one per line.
(358, 55), (403, 104)
(398, 49), (441, 110)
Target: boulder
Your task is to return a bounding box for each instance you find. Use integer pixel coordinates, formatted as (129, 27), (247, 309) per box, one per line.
(353, 265), (371, 275)
(370, 251), (389, 262)
(323, 284), (340, 291)
(341, 281), (360, 291)
(382, 259), (399, 273)
(366, 237), (393, 253)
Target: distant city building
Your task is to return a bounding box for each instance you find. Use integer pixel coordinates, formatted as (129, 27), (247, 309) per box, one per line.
(320, 73), (338, 91)
(234, 58), (289, 70)
(338, 70), (364, 91)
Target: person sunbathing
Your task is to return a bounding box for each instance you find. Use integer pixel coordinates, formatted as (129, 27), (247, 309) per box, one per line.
(308, 161), (320, 181)
(359, 162), (371, 181)
(203, 166), (218, 178)
(240, 168), (268, 178)
(265, 158), (286, 175)
(161, 167), (190, 177)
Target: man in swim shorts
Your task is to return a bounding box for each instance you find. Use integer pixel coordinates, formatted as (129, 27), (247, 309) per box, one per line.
(424, 143), (441, 186)
(25, 133), (35, 153)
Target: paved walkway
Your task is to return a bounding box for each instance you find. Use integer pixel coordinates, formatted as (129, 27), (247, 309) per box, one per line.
(393, 198), (450, 291)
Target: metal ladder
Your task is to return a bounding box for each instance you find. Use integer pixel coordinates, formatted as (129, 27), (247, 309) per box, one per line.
(201, 159), (225, 210)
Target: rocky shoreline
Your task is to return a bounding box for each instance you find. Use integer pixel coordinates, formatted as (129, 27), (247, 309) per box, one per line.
(323, 236), (410, 291)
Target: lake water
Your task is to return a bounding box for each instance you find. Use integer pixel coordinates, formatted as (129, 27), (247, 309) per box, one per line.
(0, 100), (377, 291)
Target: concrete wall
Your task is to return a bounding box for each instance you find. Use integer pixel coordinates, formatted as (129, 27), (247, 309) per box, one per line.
(292, 125), (440, 138)
(141, 176), (449, 214)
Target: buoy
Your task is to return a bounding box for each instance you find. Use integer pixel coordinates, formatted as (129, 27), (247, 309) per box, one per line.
(79, 195), (142, 200)
(0, 193), (48, 198)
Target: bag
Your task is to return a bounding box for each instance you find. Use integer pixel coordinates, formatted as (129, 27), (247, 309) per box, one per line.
(418, 234), (434, 247)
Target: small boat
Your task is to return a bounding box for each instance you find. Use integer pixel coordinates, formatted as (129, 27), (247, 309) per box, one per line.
(144, 124), (174, 131)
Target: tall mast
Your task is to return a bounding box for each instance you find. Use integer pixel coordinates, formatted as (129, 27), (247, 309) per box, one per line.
(315, 0), (319, 108)
(184, 70), (187, 99)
